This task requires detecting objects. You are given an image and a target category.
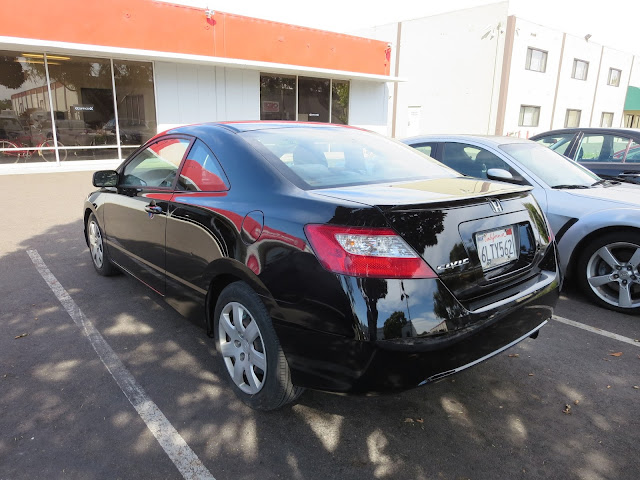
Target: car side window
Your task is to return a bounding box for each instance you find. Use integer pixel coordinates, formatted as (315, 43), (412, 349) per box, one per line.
(624, 140), (640, 163)
(576, 134), (630, 163)
(121, 137), (191, 188)
(442, 143), (515, 180)
(534, 133), (574, 156)
(412, 142), (436, 157)
(177, 140), (230, 191)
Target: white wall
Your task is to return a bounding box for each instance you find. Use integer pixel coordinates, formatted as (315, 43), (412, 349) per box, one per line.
(551, 35), (602, 129)
(348, 80), (390, 134)
(154, 62), (260, 131)
(591, 48), (634, 127)
(503, 18), (564, 137)
(354, 2), (509, 138)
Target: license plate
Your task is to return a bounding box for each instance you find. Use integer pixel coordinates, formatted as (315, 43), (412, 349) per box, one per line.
(476, 226), (518, 271)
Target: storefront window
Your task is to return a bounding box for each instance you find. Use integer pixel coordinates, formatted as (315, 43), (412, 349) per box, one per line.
(331, 80), (349, 125)
(298, 76), (330, 123)
(0, 52), (55, 163)
(260, 75), (296, 121)
(45, 55), (117, 161)
(114, 60), (157, 159)
(0, 50), (158, 165)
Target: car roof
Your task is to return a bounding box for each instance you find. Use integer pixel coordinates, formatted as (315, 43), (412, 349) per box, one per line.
(402, 134), (534, 147)
(168, 121), (364, 135)
(530, 127), (640, 138)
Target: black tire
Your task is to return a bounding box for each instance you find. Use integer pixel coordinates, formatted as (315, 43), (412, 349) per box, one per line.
(87, 213), (118, 276)
(576, 231), (640, 314)
(213, 281), (303, 410)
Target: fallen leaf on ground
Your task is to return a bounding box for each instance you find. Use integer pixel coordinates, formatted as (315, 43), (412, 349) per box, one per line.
(528, 373), (534, 376)
(14, 333), (29, 339)
(563, 404), (572, 415)
(508, 354), (519, 358)
(404, 418), (414, 423)
(607, 385), (612, 389)
(416, 418), (424, 423)
(574, 400), (580, 405)
(633, 386), (639, 390)
(609, 352), (623, 357)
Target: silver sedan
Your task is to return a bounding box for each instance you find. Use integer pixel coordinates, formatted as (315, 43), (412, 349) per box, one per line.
(402, 134), (640, 314)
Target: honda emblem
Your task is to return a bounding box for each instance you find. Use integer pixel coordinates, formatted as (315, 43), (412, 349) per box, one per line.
(488, 198), (503, 213)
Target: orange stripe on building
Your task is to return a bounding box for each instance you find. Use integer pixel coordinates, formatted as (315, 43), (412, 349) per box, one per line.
(2, 0), (390, 76)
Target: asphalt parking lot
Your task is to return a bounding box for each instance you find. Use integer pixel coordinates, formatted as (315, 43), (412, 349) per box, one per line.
(1, 171), (638, 480)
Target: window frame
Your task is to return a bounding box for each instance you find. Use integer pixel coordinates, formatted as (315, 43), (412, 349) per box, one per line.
(117, 134), (195, 191)
(518, 105), (541, 127)
(571, 59), (589, 80)
(525, 47), (548, 73)
(607, 68), (621, 87)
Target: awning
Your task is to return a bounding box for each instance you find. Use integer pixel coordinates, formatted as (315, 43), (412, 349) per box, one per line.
(624, 86), (640, 111)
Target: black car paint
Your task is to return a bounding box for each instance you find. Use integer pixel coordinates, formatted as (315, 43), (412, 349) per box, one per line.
(530, 128), (640, 184)
(84, 122), (559, 394)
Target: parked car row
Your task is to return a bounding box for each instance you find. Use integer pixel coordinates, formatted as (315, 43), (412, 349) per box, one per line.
(83, 121), (639, 411)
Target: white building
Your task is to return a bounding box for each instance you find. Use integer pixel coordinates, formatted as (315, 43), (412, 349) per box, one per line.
(354, 2), (640, 138)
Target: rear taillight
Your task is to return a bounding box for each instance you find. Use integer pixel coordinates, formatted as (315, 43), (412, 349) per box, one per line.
(304, 224), (437, 279)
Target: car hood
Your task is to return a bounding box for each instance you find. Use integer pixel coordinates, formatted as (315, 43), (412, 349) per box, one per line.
(313, 177), (531, 207)
(564, 182), (640, 207)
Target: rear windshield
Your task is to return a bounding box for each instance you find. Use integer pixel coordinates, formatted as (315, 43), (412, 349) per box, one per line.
(241, 127), (457, 189)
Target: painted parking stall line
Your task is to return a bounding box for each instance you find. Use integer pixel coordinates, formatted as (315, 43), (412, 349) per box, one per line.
(553, 315), (640, 347)
(27, 249), (215, 480)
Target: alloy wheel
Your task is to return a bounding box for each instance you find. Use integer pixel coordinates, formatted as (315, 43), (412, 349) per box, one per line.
(586, 241), (640, 309)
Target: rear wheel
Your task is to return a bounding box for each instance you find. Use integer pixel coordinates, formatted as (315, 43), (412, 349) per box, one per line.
(577, 231), (640, 314)
(214, 281), (303, 410)
(0, 140), (21, 163)
(87, 213), (118, 276)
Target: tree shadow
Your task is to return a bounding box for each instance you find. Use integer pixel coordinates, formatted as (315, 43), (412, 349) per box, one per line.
(1, 219), (638, 480)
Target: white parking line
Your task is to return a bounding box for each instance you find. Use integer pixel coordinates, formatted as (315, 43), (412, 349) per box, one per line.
(27, 250), (216, 480)
(553, 315), (640, 347)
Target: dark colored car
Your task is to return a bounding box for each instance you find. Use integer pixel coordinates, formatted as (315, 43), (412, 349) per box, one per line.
(84, 122), (560, 410)
(530, 128), (640, 183)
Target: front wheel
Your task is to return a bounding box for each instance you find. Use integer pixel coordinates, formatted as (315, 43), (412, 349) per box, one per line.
(0, 140), (21, 163)
(577, 231), (640, 314)
(213, 282), (303, 410)
(87, 213), (118, 276)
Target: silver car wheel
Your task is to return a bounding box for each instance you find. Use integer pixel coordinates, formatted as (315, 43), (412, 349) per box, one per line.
(586, 242), (640, 309)
(88, 220), (104, 269)
(218, 301), (267, 395)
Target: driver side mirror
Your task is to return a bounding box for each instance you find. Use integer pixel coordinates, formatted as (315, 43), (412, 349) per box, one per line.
(487, 168), (523, 184)
(93, 170), (118, 187)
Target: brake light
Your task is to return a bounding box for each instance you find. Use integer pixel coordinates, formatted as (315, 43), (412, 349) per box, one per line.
(304, 224), (437, 279)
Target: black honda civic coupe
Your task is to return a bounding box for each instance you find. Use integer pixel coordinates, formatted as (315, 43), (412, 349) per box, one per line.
(84, 122), (559, 410)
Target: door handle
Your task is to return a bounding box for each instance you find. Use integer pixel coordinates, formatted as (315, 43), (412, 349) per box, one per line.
(145, 204), (163, 214)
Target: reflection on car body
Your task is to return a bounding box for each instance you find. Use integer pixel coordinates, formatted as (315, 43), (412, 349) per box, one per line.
(84, 122), (559, 410)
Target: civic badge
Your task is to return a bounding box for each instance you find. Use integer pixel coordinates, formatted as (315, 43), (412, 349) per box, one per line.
(488, 198), (503, 213)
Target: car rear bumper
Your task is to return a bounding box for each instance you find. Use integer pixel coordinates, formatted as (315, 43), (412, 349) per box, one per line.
(273, 270), (559, 394)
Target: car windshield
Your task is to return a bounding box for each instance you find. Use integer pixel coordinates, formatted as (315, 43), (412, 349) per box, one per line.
(499, 142), (599, 188)
(241, 127), (457, 189)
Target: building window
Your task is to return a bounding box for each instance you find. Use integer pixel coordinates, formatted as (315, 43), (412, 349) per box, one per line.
(331, 80), (349, 125)
(608, 68), (621, 87)
(519, 105), (540, 127)
(601, 112), (614, 127)
(625, 114), (640, 129)
(525, 48), (547, 73)
(565, 109), (581, 128)
(298, 76), (330, 122)
(113, 60), (157, 158)
(0, 50), (156, 164)
(259, 75), (296, 121)
(572, 59), (589, 80)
